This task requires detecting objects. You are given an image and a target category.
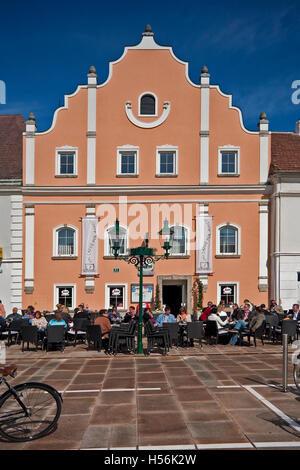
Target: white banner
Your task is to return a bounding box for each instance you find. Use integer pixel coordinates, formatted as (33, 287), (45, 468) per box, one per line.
(82, 217), (98, 275)
(196, 215), (213, 273)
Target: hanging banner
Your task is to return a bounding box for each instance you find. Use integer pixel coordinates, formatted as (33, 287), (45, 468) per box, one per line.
(82, 217), (98, 275)
(196, 215), (213, 273)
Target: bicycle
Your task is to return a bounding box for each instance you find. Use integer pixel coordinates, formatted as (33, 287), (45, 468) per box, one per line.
(0, 364), (62, 442)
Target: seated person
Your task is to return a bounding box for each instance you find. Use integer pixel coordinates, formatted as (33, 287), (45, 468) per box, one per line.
(0, 315), (7, 332)
(31, 311), (48, 339)
(73, 304), (90, 321)
(248, 307), (266, 333)
(229, 306), (255, 345)
(156, 307), (176, 327)
(176, 306), (192, 323)
(60, 305), (73, 325)
(108, 307), (121, 324)
(123, 306), (138, 323)
(94, 309), (112, 350)
(200, 302), (213, 322)
(207, 306), (229, 332)
(48, 311), (68, 329)
(143, 307), (157, 325)
(21, 309), (33, 324)
(6, 307), (22, 322)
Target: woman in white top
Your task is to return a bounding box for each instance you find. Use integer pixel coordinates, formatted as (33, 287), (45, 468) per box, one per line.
(217, 302), (228, 321)
(176, 307), (192, 323)
(208, 306), (229, 330)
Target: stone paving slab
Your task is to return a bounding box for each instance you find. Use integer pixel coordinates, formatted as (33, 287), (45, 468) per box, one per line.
(1, 340), (300, 450)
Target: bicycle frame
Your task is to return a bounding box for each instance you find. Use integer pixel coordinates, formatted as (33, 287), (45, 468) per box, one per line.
(0, 376), (30, 423)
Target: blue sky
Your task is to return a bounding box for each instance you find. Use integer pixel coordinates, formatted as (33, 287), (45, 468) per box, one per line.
(0, 0), (299, 131)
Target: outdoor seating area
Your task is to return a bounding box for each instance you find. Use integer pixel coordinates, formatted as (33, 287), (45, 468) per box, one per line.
(1, 304), (299, 356)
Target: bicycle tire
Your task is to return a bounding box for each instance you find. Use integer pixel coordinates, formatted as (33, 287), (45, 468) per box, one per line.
(294, 364), (300, 393)
(0, 382), (62, 442)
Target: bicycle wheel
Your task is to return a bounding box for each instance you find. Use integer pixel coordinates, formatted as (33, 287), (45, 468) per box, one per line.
(0, 382), (62, 442)
(294, 364), (300, 393)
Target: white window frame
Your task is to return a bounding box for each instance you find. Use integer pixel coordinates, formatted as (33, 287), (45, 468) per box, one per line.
(53, 224), (78, 257)
(218, 146), (240, 176)
(138, 92), (158, 117)
(169, 224), (190, 256)
(104, 224), (129, 257)
(105, 283), (128, 310)
(55, 146), (78, 176)
(117, 145), (139, 176)
(156, 145), (178, 176)
(54, 283), (76, 310)
(217, 282), (239, 305)
(216, 223), (241, 256)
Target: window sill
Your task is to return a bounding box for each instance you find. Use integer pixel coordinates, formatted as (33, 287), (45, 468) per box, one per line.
(52, 256), (78, 260)
(116, 174), (139, 178)
(215, 254), (241, 259)
(55, 175), (78, 178)
(155, 174), (178, 178)
(168, 255), (190, 259)
(217, 174), (240, 177)
(103, 255), (128, 260)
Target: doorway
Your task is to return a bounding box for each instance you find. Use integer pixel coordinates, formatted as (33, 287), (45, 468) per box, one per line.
(162, 285), (182, 317)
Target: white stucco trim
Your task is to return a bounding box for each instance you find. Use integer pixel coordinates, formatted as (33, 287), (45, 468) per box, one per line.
(138, 92), (158, 117)
(36, 85), (87, 135)
(24, 206), (35, 293)
(87, 136), (96, 185)
(53, 283), (77, 310)
(117, 145), (139, 176)
(210, 85), (259, 135)
(259, 202), (269, 291)
(217, 281), (240, 305)
(98, 35), (200, 90)
(259, 133), (270, 184)
(169, 224), (190, 256)
(216, 223), (241, 256)
(218, 146), (240, 176)
(55, 146), (78, 176)
(10, 195), (23, 309)
(105, 283), (128, 310)
(104, 224), (129, 257)
(155, 145), (178, 176)
(25, 134), (35, 185)
(52, 224), (79, 257)
(125, 101), (170, 128)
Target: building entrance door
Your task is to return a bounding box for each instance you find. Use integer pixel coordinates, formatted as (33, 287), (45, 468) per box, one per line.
(162, 285), (182, 318)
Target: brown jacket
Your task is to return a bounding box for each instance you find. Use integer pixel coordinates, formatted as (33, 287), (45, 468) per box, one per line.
(249, 313), (265, 333)
(94, 315), (112, 339)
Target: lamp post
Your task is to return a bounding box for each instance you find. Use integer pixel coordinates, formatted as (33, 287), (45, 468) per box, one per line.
(110, 218), (174, 354)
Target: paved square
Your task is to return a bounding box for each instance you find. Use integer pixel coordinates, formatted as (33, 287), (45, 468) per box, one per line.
(1, 342), (300, 450)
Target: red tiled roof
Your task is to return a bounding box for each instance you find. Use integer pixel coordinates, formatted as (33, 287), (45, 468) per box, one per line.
(0, 114), (25, 180)
(271, 132), (300, 174)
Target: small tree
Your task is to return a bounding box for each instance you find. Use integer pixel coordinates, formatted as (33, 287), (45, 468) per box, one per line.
(192, 278), (204, 310)
(154, 282), (161, 310)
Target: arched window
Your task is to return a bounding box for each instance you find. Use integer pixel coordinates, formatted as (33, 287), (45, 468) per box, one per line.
(53, 225), (78, 257)
(217, 224), (240, 256)
(105, 225), (129, 256)
(170, 225), (188, 256)
(140, 94), (156, 115)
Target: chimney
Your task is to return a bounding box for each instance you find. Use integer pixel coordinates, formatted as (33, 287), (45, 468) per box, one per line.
(295, 120), (300, 135)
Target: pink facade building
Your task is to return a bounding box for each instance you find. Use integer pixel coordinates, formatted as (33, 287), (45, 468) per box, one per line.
(22, 26), (272, 314)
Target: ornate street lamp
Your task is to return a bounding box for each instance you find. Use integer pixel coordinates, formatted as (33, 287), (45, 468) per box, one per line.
(111, 218), (174, 354)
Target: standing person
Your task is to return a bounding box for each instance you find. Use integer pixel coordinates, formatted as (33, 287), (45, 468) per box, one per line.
(156, 306), (176, 327)
(0, 300), (6, 318)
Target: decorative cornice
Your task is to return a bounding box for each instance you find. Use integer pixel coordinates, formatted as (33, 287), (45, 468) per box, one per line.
(125, 101), (170, 128)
